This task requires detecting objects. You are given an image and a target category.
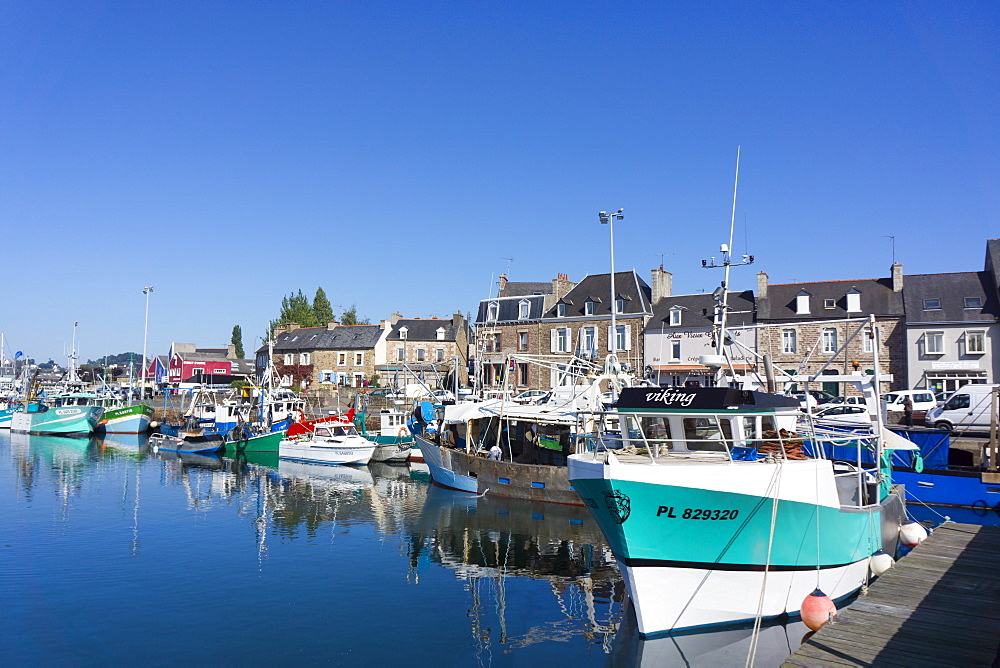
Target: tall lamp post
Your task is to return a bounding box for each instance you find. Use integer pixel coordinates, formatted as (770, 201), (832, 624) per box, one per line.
(142, 286), (153, 400)
(599, 208), (624, 368)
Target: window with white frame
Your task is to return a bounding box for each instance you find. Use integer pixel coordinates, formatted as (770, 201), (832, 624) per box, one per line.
(669, 308), (681, 326)
(551, 327), (570, 353)
(487, 301), (499, 321)
(610, 324), (630, 351)
(399, 326), (408, 339)
(864, 332), (874, 353)
(966, 331), (985, 354)
(337, 353), (347, 366)
(557, 302), (566, 317)
(822, 328), (837, 353)
(518, 300), (530, 320)
(320, 370), (334, 383)
(782, 329), (797, 354)
(846, 288), (861, 313)
(283, 354), (293, 365)
(354, 352), (363, 365)
(824, 299), (836, 309)
(795, 291), (810, 314)
(518, 331), (528, 351)
(299, 353), (310, 365)
(582, 326), (596, 354)
(615, 297), (625, 314)
(925, 331), (944, 354)
(436, 348), (444, 362)
(670, 339), (681, 361)
(397, 347), (405, 361)
(584, 300), (595, 316)
(416, 348), (425, 361)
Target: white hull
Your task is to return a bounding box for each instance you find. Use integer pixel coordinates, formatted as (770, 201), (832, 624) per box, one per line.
(620, 558), (869, 635)
(279, 435), (376, 466)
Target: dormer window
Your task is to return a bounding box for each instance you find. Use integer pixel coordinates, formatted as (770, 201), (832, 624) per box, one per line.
(399, 326), (408, 340)
(615, 297), (626, 314)
(518, 300), (530, 320)
(557, 302), (566, 317)
(846, 288), (861, 313)
(584, 299), (595, 316)
(487, 301), (499, 321)
(795, 290), (811, 315)
(669, 307), (682, 326)
(436, 327), (446, 340)
(824, 299), (836, 309)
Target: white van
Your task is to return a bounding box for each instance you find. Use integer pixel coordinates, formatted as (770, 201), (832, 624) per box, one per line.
(881, 390), (937, 413)
(923, 384), (999, 431)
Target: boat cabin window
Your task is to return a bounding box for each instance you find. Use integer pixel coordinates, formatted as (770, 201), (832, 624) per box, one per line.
(639, 416), (671, 443)
(741, 415), (778, 441)
(682, 417), (732, 452)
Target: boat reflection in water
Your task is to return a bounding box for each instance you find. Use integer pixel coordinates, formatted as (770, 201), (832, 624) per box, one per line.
(10, 431), (98, 504)
(411, 486), (626, 653)
(609, 609), (811, 667)
(96, 431), (148, 456)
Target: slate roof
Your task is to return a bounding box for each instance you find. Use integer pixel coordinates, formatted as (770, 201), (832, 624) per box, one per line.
(176, 350), (232, 363)
(230, 359), (257, 374)
(475, 294), (548, 324)
(644, 290), (756, 333)
(265, 325), (384, 353)
(386, 319), (461, 342)
(498, 281), (552, 297)
(543, 271), (652, 318)
(986, 238), (1000, 293)
(903, 272), (999, 323)
(757, 278), (904, 321)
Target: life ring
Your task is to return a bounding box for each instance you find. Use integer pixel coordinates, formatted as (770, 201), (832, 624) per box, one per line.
(398, 426), (410, 437)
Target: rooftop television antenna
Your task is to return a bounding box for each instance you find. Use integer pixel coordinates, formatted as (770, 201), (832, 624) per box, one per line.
(881, 235), (896, 264)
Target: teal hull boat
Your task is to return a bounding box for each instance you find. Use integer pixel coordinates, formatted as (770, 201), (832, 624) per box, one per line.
(10, 402), (103, 435)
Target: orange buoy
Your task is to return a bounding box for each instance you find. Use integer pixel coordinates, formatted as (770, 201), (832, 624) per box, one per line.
(899, 521), (928, 547)
(801, 588), (837, 631)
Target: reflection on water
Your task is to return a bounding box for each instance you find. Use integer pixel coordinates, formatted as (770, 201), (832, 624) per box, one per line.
(3, 431), (851, 665)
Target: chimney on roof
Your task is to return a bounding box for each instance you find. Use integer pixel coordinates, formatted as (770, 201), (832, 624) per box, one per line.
(390, 312), (402, 324)
(226, 344), (236, 359)
(551, 273), (574, 299)
(327, 319), (339, 331)
(891, 262), (903, 293)
(498, 273), (508, 296)
(650, 267), (672, 304)
(756, 271), (769, 300)
(452, 311), (463, 327)
(286, 322), (299, 332)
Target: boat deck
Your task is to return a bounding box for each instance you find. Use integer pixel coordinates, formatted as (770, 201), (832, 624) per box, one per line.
(782, 522), (1000, 667)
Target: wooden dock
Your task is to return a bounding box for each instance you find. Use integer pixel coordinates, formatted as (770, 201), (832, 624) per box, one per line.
(783, 522), (1000, 667)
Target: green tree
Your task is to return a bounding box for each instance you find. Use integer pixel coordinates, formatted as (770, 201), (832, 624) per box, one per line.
(340, 304), (370, 326)
(231, 325), (245, 358)
(269, 289), (318, 335)
(312, 287), (334, 325)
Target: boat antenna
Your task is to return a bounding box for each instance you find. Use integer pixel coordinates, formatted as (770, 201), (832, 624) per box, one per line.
(701, 147), (754, 382)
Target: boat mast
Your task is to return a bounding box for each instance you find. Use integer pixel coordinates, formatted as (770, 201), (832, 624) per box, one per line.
(142, 286), (153, 401)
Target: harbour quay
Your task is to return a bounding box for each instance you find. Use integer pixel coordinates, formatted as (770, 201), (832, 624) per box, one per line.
(783, 522), (1000, 667)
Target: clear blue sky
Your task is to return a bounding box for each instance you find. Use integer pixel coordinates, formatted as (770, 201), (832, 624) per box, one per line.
(2, 1), (997, 364)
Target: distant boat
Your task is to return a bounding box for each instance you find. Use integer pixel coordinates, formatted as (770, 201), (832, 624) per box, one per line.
(279, 422), (376, 466)
(148, 432), (223, 455)
(99, 402), (155, 434)
(360, 408), (414, 463)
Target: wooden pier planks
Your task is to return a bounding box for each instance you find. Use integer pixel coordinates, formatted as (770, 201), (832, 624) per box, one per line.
(783, 522), (1000, 667)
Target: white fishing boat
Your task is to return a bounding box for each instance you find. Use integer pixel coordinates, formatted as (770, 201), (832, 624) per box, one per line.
(279, 422), (376, 466)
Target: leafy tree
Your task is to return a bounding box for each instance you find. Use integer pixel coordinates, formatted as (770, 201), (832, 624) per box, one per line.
(312, 287), (334, 325)
(269, 289), (318, 335)
(231, 325), (245, 358)
(340, 304), (370, 326)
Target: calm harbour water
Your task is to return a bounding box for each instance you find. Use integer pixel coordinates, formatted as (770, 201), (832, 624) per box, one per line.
(2, 431), (818, 667)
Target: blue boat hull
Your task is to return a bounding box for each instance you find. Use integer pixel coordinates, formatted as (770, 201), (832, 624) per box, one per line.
(893, 468), (1000, 511)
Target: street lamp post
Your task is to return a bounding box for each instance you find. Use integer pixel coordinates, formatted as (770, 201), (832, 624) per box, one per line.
(599, 208), (624, 367)
(142, 286), (153, 401)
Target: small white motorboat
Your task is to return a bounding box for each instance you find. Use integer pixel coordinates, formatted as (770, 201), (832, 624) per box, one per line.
(278, 422), (376, 466)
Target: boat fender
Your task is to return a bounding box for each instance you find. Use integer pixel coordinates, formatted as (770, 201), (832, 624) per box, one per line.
(869, 550), (895, 576)
(800, 588), (837, 631)
(899, 521), (928, 547)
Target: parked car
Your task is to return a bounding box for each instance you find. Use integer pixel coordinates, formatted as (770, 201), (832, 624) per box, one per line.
(791, 390), (836, 411)
(827, 395), (868, 407)
(924, 384), (999, 432)
(881, 390), (936, 413)
(368, 387), (405, 399)
(812, 404), (873, 428)
(512, 390), (551, 405)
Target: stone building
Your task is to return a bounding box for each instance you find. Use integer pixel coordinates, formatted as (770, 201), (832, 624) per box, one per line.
(754, 265), (906, 396)
(261, 321), (387, 394)
(377, 312), (470, 390)
(472, 274), (575, 390)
